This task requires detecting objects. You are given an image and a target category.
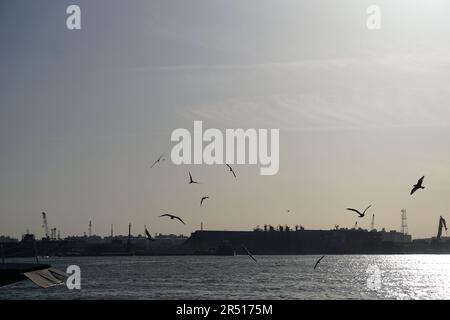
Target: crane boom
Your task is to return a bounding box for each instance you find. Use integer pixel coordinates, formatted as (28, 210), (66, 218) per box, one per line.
(41, 212), (49, 240)
(437, 216), (448, 240)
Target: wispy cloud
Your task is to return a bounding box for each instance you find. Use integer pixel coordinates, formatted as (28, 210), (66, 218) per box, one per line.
(176, 51), (450, 132)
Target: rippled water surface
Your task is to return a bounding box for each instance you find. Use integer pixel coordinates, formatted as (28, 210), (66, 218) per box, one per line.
(1, 255), (450, 299)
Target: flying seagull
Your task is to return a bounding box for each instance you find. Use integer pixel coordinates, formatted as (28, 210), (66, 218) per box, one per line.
(314, 255), (325, 270)
(159, 214), (186, 225)
(144, 227), (155, 241)
(188, 171), (199, 184)
(347, 205), (372, 218)
(226, 164), (237, 178)
(242, 245), (257, 262)
(200, 196), (209, 206)
(150, 153), (165, 168)
(411, 176), (425, 195)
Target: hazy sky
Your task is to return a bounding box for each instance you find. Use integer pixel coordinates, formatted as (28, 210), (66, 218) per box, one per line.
(1, 0), (450, 239)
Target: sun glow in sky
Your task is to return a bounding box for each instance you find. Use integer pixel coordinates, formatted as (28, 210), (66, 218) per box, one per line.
(1, 0), (450, 239)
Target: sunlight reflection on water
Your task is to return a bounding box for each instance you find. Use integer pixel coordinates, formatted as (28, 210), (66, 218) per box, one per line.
(1, 255), (450, 300)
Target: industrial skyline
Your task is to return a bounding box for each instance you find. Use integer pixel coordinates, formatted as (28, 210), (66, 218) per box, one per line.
(1, 208), (433, 241)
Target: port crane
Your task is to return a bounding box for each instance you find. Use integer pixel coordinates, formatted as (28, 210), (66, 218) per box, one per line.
(41, 212), (50, 240)
(437, 216), (448, 241)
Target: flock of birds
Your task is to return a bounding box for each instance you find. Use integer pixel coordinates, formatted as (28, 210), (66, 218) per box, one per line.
(314, 176), (427, 269)
(345, 176), (425, 219)
(148, 151), (427, 269)
(145, 153), (244, 247)
(153, 157), (236, 226)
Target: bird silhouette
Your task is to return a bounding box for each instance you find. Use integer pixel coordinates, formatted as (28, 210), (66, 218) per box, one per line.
(188, 171), (199, 184)
(242, 245), (257, 262)
(159, 214), (186, 225)
(145, 227), (155, 241)
(411, 176), (425, 195)
(314, 255), (325, 269)
(226, 164), (237, 178)
(347, 205), (372, 218)
(200, 196), (209, 206)
(150, 153), (165, 168)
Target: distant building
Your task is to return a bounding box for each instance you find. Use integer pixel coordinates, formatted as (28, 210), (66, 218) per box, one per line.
(380, 230), (411, 243)
(0, 236), (19, 243)
(184, 228), (404, 255)
(85, 235), (104, 245)
(413, 236), (450, 244)
(21, 233), (35, 242)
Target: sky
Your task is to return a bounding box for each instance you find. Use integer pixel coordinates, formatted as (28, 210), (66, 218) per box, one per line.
(1, 0), (450, 239)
